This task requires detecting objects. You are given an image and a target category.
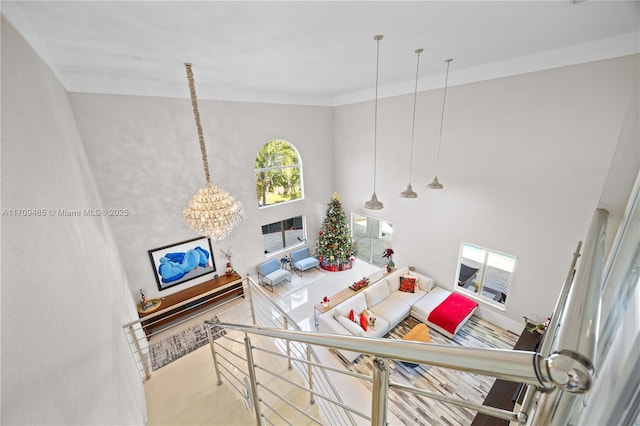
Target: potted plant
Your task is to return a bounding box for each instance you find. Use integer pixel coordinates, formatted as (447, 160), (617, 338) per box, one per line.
(523, 315), (551, 334)
(321, 296), (330, 309)
(382, 248), (395, 272)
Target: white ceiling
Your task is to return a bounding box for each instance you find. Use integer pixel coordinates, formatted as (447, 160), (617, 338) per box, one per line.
(3, 1), (639, 106)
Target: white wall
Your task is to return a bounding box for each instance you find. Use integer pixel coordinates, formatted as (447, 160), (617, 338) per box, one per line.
(334, 55), (639, 331)
(69, 93), (334, 301)
(598, 80), (640, 255)
(1, 19), (146, 424)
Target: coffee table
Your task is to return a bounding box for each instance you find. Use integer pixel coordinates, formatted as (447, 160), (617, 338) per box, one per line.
(401, 323), (431, 367)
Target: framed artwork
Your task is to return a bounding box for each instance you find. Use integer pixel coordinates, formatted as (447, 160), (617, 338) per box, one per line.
(148, 237), (216, 291)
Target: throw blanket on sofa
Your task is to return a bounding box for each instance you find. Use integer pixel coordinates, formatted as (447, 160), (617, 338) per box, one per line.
(428, 293), (478, 335)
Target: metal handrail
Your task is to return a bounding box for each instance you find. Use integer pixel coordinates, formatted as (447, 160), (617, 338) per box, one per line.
(216, 323), (544, 386)
(239, 277), (353, 417)
(122, 281), (247, 379)
(205, 277), (356, 425)
(538, 240), (582, 359)
(530, 208), (609, 425)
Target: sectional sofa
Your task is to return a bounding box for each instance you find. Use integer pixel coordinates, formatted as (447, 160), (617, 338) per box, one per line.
(317, 266), (478, 362)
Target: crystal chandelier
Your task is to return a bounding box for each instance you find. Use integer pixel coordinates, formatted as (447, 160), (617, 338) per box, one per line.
(364, 34), (385, 210)
(182, 63), (244, 240)
(399, 48), (423, 199)
(427, 58), (453, 190)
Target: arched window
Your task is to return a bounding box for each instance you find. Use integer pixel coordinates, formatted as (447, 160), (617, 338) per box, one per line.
(255, 140), (303, 207)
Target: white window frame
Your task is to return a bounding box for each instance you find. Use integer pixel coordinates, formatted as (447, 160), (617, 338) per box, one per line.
(261, 215), (307, 257)
(454, 242), (517, 310)
(255, 140), (304, 208)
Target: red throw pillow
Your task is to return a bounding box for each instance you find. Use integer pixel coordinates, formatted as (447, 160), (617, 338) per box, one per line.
(359, 312), (368, 331)
(399, 276), (417, 293)
(349, 309), (356, 322)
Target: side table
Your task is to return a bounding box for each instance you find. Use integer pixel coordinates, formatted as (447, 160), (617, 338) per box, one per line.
(280, 256), (291, 272)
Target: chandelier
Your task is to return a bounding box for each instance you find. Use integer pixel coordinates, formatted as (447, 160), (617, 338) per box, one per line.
(182, 63), (244, 240)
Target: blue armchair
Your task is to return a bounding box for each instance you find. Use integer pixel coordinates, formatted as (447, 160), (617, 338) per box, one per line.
(257, 258), (290, 292)
(290, 247), (319, 277)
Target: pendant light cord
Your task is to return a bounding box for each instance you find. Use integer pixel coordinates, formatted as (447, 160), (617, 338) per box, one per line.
(408, 48), (423, 182)
(434, 58), (453, 177)
(185, 63), (211, 184)
(372, 35), (383, 193)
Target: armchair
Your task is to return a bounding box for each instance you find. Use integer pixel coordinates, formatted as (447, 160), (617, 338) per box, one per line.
(289, 247), (319, 277)
(257, 259), (290, 292)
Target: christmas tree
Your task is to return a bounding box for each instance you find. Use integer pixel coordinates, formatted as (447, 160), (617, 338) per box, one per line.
(316, 193), (356, 271)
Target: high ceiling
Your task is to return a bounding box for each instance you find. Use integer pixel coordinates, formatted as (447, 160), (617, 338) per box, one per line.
(3, 1), (639, 106)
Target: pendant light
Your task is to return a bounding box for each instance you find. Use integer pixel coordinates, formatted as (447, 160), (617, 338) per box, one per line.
(427, 58), (453, 190)
(182, 63), (244, 240)
(399, 48), (424, 199)
(364, 34), (385, 210)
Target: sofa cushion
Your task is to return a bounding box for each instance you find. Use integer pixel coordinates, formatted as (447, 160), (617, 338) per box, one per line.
(290, 247), (311, 262)
(258, 259), (280, 276)
(337, 316), (366, 337)
(348, 309), (356, 322)
(399, 276), (417, 293)
(389, 288), (427, 307)
(364, 280), (390, 308)
(411, 287), (451, 320)
(370, 297), (410, 327)
(417, 275), (435, 292)
(362, 316), (390, 338)
(334, 293), (367, 319)
(264, 268), (290, 285)
(359, 312), (368, 331)
(294, 256), (319, 271)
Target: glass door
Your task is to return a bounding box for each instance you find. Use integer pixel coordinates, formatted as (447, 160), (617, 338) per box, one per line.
(351, 213), (393, 268)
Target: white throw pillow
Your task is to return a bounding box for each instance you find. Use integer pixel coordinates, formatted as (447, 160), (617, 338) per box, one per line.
(337, 316), (366, 337)
(364, 281), (390, 308)
(334, 293), (367, 318)
(417, 275), (435, 292)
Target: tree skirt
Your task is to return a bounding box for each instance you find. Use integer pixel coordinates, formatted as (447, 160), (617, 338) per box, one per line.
(320, 261), (353, 272)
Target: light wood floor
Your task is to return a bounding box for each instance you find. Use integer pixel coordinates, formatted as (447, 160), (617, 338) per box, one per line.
(143, 261), (518, 425)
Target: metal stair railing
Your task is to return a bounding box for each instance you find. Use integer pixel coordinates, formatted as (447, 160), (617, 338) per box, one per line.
(214, 321), (543, 425)
(207, 277), (356, 425)
(122, 283), (247, 380)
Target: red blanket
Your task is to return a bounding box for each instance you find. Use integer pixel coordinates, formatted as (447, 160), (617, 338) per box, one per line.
(428, 293), (478, 334)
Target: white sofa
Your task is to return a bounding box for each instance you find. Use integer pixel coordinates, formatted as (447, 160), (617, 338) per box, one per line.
(317, 266), (476, 362)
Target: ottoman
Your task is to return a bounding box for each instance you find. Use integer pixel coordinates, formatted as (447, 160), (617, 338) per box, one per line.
(401, 323), (430, 368)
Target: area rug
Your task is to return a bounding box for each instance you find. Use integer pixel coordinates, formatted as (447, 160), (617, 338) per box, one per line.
(342, 316), (518, 426)
(272, 268), (326, 299)
(149, 315), (226, 371)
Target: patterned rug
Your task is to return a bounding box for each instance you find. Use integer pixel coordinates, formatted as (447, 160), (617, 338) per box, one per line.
(343, 316), (518, 426)
(149, 315), (226, 371)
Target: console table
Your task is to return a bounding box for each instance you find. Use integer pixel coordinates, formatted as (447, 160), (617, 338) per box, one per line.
(138, 272), (242, 336)
(471, 324), (541, 425)
(313, 285), (368, 326)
